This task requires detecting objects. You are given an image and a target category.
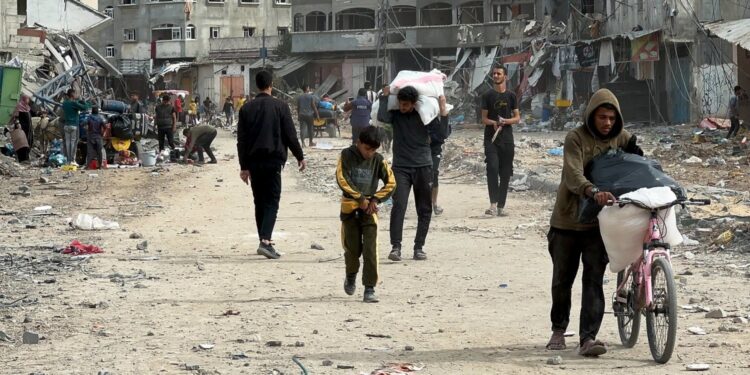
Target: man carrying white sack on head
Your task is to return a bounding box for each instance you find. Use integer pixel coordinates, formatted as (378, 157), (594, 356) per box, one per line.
(378, 85), (449, 262)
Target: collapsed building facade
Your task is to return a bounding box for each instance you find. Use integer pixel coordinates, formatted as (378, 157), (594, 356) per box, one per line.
(285, 0), (750, 126)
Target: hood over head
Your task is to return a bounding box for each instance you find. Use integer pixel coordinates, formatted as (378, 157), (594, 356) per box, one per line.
(583, 88), (624, 140)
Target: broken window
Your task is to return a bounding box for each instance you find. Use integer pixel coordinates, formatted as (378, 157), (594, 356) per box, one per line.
(293, 13), (304, 32)
(388, 6), (417, 28)
(277, 27), (289, 35)
(422, 3), (453, 26)
(152, 24), (181, 41)
(123, 28), (136, 41)
(275, 0), (289, 4)
(421, 3), (452, 26)
(186, 25), (196, 39)
(581, 0), (595, 14)
(105, 45), (116, 58)
(104, 6), (114, 18)
(306, 11), (327, 31)
(513, 2), (535, 19)
(335, 8), (375, 30)
(458, 1), (484, 24)
(243, 27), (255, 37)
(121, 0), (136, 5)
(207, 0), (225, 3)
(210, 27), (220, 39)
(17, 0), (27, 15)
(240, 0), (259, 3)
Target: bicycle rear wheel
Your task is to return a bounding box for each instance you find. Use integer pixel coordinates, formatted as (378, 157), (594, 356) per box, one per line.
(615, 266), (641, 348)
(645, 256), (678, 364)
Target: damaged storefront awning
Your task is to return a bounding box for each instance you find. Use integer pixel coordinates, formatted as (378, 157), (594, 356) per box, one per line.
(248, 56), (312, 77)
(705, 19), (750, 52)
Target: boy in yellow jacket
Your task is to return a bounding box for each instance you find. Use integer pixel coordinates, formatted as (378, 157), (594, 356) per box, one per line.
(335, 126), (396, 302)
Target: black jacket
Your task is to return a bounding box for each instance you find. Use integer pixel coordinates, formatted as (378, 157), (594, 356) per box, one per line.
(377, 96), (449, 168)
(237, 93), (304, 169)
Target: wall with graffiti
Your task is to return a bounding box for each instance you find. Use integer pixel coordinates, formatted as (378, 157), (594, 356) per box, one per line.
(694, 63), (737, 117)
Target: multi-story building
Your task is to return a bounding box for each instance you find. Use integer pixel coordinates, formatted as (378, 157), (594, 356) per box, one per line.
(93, 0), (292, 100)
(289, 0), (542, 97)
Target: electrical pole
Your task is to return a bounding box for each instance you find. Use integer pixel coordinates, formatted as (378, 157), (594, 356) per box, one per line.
(262, 28), (266, 67)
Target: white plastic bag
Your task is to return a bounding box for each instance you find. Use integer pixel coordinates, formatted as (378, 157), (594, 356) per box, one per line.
(598, 187), (682, 273)
(372, 94), (453, 126)
(389, 69), (446, 97)
(71, 213), (121, 230)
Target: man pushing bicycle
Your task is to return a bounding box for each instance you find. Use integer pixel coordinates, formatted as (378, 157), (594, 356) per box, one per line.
(546, 88), (643, 356)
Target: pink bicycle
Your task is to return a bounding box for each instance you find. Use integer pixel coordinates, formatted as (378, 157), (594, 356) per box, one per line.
(612, 197), (710, 364)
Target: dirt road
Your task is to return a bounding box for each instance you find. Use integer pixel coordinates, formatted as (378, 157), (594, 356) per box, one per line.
(1, 129), (749, 374)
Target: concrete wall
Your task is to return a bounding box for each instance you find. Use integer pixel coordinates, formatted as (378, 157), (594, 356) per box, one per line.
(694, 63), (737, 117)
(95, 1), (292, 70)
(0, 0), (24, 51)
(27, 0), (107, 33)
(603, 0), (695, 39)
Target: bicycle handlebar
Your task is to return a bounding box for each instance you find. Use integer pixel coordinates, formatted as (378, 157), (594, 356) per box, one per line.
(607, 197), (711, 211)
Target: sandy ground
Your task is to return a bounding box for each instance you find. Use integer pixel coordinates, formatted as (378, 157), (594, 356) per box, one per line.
(1, 128), (750, 374)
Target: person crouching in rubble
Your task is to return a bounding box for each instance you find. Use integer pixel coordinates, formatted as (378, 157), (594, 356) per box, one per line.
(183, 124), (218, 164)
(546, 88), (643, 357)
(86, 107), (105, 169)
(336, 126), (396, 303)
(5, 121), (30, 163)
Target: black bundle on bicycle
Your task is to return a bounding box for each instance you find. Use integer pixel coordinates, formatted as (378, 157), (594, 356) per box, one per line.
(577, 149), (685, 223)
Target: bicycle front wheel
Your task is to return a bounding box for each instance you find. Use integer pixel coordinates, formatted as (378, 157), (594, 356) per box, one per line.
(616, 266), (641, 348)
(645, 256), (678, 364)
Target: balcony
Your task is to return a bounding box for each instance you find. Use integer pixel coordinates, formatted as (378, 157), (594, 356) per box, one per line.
(291, 22), (515, 52)
(207, 36), (280, 60)
(154, 39), (199, 59)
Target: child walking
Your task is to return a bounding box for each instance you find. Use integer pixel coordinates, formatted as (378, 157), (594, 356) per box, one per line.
(335, 126), (396, 302)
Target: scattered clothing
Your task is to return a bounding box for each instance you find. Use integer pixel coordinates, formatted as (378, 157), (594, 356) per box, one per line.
(62, 240), (103, 255)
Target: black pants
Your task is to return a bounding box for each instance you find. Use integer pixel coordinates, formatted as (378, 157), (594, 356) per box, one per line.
(18, 112), (33, 148)
(195, 129), (217, 162)
(351, 125), (365, 144)
(485, 142), (514, 208)
(390, 166), (432, 249)
(299, 115), (314, 144)
(157, 128), (175, 151)
(431, 145), (442, 187)
(548, 227), (609, 344)
(249, 164), (282, 242)
(16, 147), (29, 162)
(728, 117), (740, 138)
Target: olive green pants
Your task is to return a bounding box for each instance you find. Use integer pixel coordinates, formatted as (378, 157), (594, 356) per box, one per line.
(341, 212), (379, 287)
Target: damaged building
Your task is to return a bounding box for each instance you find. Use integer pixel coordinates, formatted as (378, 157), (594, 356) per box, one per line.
(89, 0), (293, 102)
(285, 0), (750, 126)
(288, 0), (546, 107)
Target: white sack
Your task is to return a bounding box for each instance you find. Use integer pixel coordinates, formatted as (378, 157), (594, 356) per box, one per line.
(71, 213), (121, 231)
(389, 69), (446, 97)
(598, 187), (682, 273)
(372, 96), (453, 126)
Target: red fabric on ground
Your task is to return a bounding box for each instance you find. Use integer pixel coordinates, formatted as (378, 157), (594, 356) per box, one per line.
(62, 240), (103, 255)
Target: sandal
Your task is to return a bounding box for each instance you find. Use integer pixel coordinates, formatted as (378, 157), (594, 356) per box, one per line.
(546, 330), (566, 350)
(484, 207), (497, 216)
(578, 339), (607, 357)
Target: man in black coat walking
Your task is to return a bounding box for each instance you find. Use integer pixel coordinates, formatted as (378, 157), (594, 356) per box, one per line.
(237, 71), (306, 259)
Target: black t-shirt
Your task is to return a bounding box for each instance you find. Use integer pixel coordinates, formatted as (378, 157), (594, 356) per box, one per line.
(481, 90), (518, 144)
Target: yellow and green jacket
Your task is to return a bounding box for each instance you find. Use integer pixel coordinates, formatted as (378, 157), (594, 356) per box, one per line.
(335, 145), (396, 220)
